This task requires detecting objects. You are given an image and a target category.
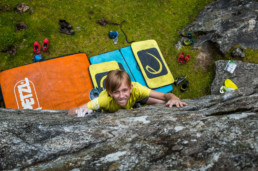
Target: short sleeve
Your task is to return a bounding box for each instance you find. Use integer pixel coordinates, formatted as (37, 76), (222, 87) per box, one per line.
(132, 82), (151, 100)
(87, 90), (112, 111)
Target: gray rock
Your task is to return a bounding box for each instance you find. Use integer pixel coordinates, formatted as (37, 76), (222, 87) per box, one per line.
(0, 86), (257, 170)
(231, 48), (245, 58)
(14, 3), (30, 13)
(174, 40), (183, 50)
(181, 0), (258, 55)
(211, 60), (258, 94)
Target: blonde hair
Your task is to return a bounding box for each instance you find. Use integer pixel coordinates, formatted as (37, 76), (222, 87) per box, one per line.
(105, 70), (131, 94)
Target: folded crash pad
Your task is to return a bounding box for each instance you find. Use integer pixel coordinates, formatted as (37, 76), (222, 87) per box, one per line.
(120, 46), (173, 93)
(89, 50), (135, 82)
(131, 40), (174, 89)
(89, 61), (120, 89)
(0, 53), (93, 110)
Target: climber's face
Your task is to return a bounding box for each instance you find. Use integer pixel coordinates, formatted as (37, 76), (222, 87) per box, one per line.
(109, 80), (133, 107)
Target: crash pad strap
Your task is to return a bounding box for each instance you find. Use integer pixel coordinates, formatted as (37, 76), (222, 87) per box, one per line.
(0, 85), (5, 108)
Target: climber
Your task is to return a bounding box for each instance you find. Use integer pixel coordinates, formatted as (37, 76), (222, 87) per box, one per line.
(68, 69), (188, 117)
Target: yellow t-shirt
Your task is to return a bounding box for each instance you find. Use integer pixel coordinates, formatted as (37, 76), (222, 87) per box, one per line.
(87, 82), (151, 112)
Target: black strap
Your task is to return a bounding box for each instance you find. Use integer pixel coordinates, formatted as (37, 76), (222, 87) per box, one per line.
(120, 20), (135, 44)
(0, 85), (5, 108)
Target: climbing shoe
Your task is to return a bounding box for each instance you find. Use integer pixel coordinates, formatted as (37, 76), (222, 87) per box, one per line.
(42, 38), (49, 52)
(60, 27), (75, 35)
(33, 41), (40, 54)
(183, 38), (194, 46)
(59, 19), (75, 35)
(59, 19), (73, 29)
(174, 75), (187, 86)
(180, 32), (193, 39)
(180, 80), (189, 92)
(184, 54), (190, 62)
(177, 52), (186, 64)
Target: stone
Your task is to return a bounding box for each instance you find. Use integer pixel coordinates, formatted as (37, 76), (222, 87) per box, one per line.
(0, 78), (257, 170)
(194, 41), (216, 71)
(14, 3), (30, 13)
(174, 40), (183, 50)
(211, 60), (258, 95)
(179, 0), (258, 55)
(231, 48), (245, 58)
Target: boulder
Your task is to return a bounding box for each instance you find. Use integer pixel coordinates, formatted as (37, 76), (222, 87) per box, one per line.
(211, 60), (258, 94)
(0, 70), (257, 170)
(181, 0), (258, 55)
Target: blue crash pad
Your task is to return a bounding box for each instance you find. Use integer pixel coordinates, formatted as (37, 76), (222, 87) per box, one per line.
(89, 50), (135, 82)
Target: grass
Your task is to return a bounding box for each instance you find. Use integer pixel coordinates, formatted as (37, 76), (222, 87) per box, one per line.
(0, 0), (257, 99)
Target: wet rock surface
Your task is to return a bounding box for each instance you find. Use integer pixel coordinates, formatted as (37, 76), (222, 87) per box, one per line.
(0, 60), (257, 170)
(181, 0), (258, 55)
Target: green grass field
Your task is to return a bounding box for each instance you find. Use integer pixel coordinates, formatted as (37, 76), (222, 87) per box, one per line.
(1, 0), (257, 99)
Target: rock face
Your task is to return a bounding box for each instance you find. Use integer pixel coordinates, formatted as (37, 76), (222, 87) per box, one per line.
(183, 0), (258, 55)
(0, 60), (258, 170)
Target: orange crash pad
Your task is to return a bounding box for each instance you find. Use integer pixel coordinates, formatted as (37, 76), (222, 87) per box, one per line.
(0, 53), (93, 110)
